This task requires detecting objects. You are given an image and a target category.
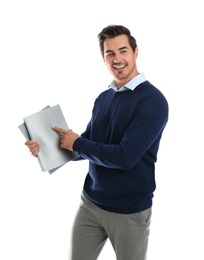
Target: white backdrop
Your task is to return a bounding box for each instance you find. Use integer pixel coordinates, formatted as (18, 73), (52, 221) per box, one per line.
(1, 0), (204, 259)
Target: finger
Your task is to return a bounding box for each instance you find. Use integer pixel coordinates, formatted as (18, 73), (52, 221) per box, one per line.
(32, 149), (40, 157)
(25, 140), (39, 147)
(25, 140), (34, 145)
(52, 126), (68, 135)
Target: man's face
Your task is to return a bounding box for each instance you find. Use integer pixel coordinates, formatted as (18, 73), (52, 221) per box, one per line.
(103, 34), (138, 89)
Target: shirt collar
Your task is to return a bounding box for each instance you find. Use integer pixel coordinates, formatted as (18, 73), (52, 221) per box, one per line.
(109, 73), (146, 92)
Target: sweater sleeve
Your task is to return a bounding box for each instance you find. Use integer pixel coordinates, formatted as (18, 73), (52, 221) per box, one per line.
(73, 92), (168, 170)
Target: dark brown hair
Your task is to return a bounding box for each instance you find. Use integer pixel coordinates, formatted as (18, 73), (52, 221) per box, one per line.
(97, 25), (137, 57)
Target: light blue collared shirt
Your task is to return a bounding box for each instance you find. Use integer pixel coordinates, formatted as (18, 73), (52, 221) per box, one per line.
(109, 73), (146, 92)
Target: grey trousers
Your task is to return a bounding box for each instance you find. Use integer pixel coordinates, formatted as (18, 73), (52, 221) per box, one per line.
(69, 194), (152, 260)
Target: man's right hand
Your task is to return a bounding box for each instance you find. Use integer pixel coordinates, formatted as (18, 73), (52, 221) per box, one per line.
(25, 140), (41, 157)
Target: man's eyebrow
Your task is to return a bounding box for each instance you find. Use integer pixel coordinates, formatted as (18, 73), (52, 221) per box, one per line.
(105, 46), (128, 54)
(118, 46), (128, 51)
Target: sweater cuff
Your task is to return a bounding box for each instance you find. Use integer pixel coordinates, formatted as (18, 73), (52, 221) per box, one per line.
(73, 137), (84, 153)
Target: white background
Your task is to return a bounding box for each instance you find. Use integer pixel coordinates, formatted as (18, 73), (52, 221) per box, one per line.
(1, 0), (204, 259)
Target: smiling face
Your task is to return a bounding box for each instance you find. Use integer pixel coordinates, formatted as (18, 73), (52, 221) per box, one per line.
(103, 34), (139, 89)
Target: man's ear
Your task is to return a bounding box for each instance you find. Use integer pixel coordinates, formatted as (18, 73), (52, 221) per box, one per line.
(134, 47), (139, 59)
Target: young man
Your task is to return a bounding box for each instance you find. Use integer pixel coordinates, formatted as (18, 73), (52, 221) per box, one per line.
(25, 25), (168, 260)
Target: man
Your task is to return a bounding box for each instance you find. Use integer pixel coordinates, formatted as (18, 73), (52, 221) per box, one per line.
(25, 25), (168, 260)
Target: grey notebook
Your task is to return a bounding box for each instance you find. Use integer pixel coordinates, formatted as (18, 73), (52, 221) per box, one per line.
(18, 104), (79, 173)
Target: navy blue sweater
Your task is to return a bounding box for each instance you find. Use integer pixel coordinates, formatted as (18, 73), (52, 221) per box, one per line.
(73, 80), (168, 214)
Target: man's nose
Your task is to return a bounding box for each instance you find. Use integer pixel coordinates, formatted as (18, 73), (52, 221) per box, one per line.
(113, 53), (122, 63)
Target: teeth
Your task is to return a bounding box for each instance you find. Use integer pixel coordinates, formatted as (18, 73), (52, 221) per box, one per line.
(114, 65), (125, 69)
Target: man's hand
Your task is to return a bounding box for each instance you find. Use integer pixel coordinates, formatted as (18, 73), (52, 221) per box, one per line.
(25, 140), (41, 157)
(52, 126), (80, 151)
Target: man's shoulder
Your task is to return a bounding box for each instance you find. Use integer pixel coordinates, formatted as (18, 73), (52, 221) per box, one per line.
(140, 81), (167, 96)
